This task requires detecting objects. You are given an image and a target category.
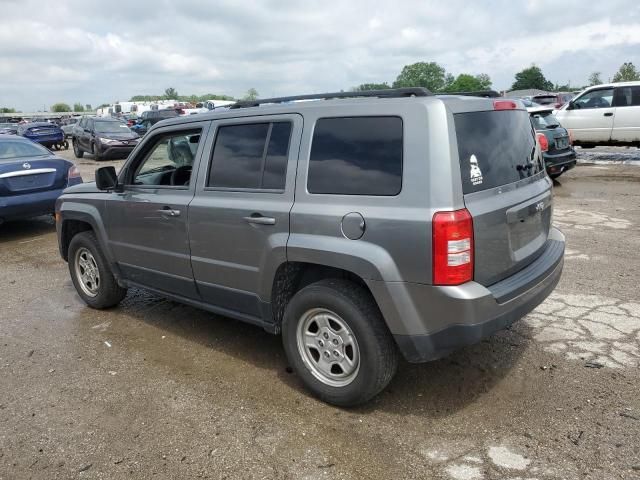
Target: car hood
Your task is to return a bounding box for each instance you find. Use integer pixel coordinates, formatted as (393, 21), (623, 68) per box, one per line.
(64, 181), (99, 194)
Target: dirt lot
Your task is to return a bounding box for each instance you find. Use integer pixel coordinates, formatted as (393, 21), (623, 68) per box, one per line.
(1, 152), (639, 479)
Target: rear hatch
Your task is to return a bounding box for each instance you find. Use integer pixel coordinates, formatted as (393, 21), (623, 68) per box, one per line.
(530, 110), (571, 153)
(454, 103), (552, 286)
(0, 158), (71, 196)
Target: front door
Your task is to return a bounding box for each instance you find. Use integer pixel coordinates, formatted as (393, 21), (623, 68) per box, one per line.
(188, 115), (302, 320)
(558, 87), (614, 143)
(105, 122), (210, 299)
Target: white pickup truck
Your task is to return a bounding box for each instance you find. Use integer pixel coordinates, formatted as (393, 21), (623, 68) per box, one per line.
(554, 81), (640, 147)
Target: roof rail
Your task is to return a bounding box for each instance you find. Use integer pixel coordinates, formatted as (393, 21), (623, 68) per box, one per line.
(439, 90), (501, 98)
(229, 87), (432, 109)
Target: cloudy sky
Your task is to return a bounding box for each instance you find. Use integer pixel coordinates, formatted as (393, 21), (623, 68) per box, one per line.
(1, 0), (639, 111)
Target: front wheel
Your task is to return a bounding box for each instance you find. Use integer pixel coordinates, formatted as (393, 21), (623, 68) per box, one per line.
(68, 231), (127, 309)
(282, 279), (398, 407)
(73, 140), (84, 158)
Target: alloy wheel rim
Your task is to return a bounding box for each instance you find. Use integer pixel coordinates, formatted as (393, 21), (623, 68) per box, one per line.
(296, 308), (360, 387)
(74, 247), (100, 297)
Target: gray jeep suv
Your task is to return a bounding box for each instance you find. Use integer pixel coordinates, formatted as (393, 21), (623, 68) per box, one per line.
(56, 88), (565, 406)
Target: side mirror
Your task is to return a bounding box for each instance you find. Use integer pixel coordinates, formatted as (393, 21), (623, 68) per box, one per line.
(95, 166), (118, 190)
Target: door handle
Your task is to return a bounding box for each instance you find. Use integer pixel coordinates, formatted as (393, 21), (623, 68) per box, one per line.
(157, 207), (181, 217)
(243, 214), (276, 225)
(604, 112), (613, 117)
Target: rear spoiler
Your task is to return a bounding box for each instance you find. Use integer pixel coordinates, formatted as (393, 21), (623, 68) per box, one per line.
(438, 90), (501, 98)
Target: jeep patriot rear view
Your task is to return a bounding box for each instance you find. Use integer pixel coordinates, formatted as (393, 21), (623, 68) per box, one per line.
(56, 88), (564, 406)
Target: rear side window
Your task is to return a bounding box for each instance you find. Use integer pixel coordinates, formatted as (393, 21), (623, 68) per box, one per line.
(207, 122), (292, 190)
(308, 116), (403, 195)
(614, 86), (640, 107)
(455, 110), (538, 194)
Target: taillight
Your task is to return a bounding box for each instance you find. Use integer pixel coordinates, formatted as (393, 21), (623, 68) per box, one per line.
(432, 209), (474, 285)
(68, 165), (81, 179)
(493, 100), (517, 110)
(536, 132), (549, 152)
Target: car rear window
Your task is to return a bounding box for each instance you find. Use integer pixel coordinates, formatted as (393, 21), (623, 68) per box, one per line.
(308, 116), (402, 196)
(455, 110), (538, 194)
(530, 111), (560, 130)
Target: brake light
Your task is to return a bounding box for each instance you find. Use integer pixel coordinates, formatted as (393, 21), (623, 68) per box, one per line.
(68, 165), (81, 179)
(536, 132), (549, 152)
(493, 100), (517, 110)
(432, 209), (474, 285)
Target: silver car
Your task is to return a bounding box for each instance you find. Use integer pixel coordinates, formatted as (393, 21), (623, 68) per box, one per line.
(56, 88), (564, 406)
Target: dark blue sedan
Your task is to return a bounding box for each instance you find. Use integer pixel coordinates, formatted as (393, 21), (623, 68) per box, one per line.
(0, 136), (82, 224)
(17, 122), (64, 148)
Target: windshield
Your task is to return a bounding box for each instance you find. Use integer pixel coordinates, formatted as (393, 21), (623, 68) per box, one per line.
(531, 111), (560, 130)
(0, 140), (52, 161)
(94, 121), (132, 134)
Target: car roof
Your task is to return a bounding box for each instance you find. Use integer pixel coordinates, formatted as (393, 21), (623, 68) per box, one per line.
(527, 106), (555, 114)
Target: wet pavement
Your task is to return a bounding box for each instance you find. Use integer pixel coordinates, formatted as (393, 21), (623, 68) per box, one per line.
(1, 156), (639, 479)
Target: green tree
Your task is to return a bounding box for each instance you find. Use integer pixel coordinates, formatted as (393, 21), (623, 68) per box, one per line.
(0, 107), (17, 114)
(511, 65), (554, 91)
(243, 88), (259, 101)
(73, 103), (85, 112)
(612, 62), (640, 82)
(164, 87), (179, 99)
(588, 72), (602, 86)
(353, 82), (391, 91)
(85, 104), (92, 111)
(50, 103), (72, 113)
(443, 73), (493, 92)
(393, 62), (447, 92)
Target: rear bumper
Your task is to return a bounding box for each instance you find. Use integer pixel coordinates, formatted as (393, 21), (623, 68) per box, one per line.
(544, 150), (576, 173)
(0, 188), (64, 221)
(368, 227), (565, 363)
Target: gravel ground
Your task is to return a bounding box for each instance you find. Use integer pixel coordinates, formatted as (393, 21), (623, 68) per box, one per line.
(0, 150), (639, 479)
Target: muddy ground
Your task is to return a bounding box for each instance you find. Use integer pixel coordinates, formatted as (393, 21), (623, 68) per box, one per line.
(1, 150), (639, 479)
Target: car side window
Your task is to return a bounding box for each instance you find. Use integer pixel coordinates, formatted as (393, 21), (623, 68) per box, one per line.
(308, 116), (403, 196)
(130, 130), (202, 187)
(574, 89), (614, 109)
(614, 86), (640, 107)
(207, 121), (292, 191)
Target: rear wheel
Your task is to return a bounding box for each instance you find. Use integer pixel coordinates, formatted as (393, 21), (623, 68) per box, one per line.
(282, 279), (398, 407)
(73, 139), (84, 158)
(68, 231), (127, 309)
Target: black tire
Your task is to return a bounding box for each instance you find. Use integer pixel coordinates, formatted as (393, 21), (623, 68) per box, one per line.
(73, 139), (84, 158)
(68, 231), (127, 309)
(282, 279), (398, 407)
(91, 143), (102, 161)
(549, 172), (562, 180)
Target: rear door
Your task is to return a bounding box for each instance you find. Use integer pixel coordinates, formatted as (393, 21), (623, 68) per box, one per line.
(455, 107), (552, 286)
(557, 87), (614, 142)
(188, 115), (302, 319)
(612, 85), (640, 142)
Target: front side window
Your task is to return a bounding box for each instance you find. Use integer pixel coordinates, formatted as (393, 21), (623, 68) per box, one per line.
(131, 130), (201, 187)
(308, 116), (403, 196)
(207, 121), (292, 190)
(573, 89), (614, 109)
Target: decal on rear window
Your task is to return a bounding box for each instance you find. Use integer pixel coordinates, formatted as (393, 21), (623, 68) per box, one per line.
(469, 154), (483, 185)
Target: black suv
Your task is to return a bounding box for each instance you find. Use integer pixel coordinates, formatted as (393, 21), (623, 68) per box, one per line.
(72, 117), (140, 160)
(131, 110), (180, 136)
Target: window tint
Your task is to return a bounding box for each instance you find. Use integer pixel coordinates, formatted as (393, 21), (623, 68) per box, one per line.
(131, 130), (201, 187)
(455, 110), (538, 194)
(207, 122), (292, 190)
(574, 88), (614, 109)
(307, 117), (403, 195)
(614, 86), (640, 107)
